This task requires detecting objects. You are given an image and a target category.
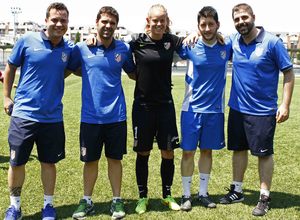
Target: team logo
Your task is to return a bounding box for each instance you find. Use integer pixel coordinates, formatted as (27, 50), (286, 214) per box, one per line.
(81, 147), (86, 157)
(255, 47), (264, 57)
(11, 150), (15, 160)
(164, 42), (171, 50)
(115, 53), (122, 62)
(220, 50), (227, 60)
(61, 52), (68, 62)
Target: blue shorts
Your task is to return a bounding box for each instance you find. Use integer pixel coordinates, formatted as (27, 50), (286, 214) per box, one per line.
(181, 111), (225, 151)
(8, 116), (65, 166)
(80, 121), (127, 161)
(132, 101), (180, 152)
(227, 108), (276, 156)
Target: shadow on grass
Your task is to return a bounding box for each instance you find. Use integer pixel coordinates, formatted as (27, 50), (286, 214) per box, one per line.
(190, 189), (300, 211)
(18, 190), (300, 219)
(21, 198), (182, 219)
(0, 154), (38, 170)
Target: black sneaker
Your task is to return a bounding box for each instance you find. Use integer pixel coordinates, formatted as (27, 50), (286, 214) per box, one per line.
(180, 196), (192, 211)
(219, 184), (244, 204)
(252, 195), (271, 216)
(198, 194), (216, 208)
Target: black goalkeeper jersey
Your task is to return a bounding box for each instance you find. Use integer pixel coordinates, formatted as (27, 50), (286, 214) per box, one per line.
(129, 33), (183, 104)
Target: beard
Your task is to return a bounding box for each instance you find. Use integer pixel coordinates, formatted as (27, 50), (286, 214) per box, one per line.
(236, 22), (255, 36)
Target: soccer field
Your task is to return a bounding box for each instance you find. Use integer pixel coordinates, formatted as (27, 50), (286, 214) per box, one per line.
(0, 75), (299, 219)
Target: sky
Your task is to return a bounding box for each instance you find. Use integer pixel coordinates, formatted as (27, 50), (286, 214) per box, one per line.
(1, 0), (299, 35)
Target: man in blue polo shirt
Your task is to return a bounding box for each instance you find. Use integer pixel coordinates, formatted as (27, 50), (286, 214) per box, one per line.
(69, 6), (135, 220)
(219, 3), (295, 217)
(178, 6), (232, 211)
(3, 2), (72, 220)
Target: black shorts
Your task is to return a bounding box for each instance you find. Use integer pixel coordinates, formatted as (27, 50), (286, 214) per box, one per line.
(227, 108), (276, 156)
(8, 116), (65, 166)
(132, 101), (180, 152)
(80, 121), (127, 161)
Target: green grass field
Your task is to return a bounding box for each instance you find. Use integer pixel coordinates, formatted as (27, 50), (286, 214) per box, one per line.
(0, 75), (299, 219)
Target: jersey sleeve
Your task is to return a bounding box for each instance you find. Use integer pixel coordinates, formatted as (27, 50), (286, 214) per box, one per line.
(272, 38), (293, 72)
(122, 43), (136, 74)
(67, 44), (81, 72)
(8, 37), (25, 67)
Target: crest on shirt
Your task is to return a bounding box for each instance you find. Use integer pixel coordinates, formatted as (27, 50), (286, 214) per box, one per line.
(115, 53), (122, 63)
(164, 42), (171, 50)
(11, 150), (15, 160)
(61, 52), (68, 62)
(255, 47), (264, 57)
(81, 147), (86, 157)
(220, 50), (227, 60)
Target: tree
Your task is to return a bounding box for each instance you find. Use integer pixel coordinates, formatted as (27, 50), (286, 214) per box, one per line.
(74, 32), (81, 44)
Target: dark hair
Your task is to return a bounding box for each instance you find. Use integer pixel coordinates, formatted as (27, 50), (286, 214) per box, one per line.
(232, 3), (254, 19)
(96, 6), (119, 24)
(46, 2), (69, 18)
(197, 6), (219, 24)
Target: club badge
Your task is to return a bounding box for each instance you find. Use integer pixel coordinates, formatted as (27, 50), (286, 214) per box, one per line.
(164, 42), (171, 50)
(220, 50), (226, 60)
(81, 147), (86, 157)
(11, 150), (16, 160)
(115, 53), (122, 62)
(61, 52), (68, 62)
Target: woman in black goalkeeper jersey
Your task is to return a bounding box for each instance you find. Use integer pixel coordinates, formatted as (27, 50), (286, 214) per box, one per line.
(129, 4), (184, 214)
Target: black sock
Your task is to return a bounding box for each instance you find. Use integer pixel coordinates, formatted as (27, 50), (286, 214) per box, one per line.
(136, 154), (150, 198)
(161, 158), (174, 198)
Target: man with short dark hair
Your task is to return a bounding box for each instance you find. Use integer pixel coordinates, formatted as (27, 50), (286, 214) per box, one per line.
(220, 3), (294, 217)
(69, 6), (135, 220)
(179, 6), (232, 211)
(3, 2), (72, 220)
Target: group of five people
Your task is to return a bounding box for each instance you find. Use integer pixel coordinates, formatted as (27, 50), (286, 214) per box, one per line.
(2, 2), (294, 220)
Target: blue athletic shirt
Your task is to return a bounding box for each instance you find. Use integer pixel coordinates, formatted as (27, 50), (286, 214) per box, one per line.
(228, 27), (293, 115)
(8, 31), (73, 122)
(68, 40), (135, 124)
(178, 38), (232, 113)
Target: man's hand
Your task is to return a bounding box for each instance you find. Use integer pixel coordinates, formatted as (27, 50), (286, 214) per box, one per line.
(276, 103), (289, 123)
(4, 96), (14, 116)
(85, 34), (97, 46)
(216, 32), (225, 45)
(182, 31), (199, 46)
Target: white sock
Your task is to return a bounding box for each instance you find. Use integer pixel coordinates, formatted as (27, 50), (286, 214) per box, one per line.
(44, 195), (53, 208)
(182, 176), (192, 197)
(232, 181), (243, 193)
(260, 188), (270, 197)
(10, 196), (21, 210)
(83, 196), (92, 205)
(199, 173), (210, 197)
(113, 197), (121, 202)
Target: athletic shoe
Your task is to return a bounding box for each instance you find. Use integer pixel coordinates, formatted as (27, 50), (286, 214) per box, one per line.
(42, 204), (56, 220)
(180, 196), (192, 211)
(4, 206), (22, 220)
(135, 198), (149, 214)
(110, 199), (125, 219)
(252, 195), (271, 216)
(219, 184), (244, 204)
(72, 199), (95, 220)
(161, 195), (180, 211)
(198, 194), (217, 208)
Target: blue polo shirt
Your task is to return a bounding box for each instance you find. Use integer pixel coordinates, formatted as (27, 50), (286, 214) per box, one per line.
(229, 27), (293, 115)
(178, 38), (232, 113)
(68, 40), (135, 124)
(8, 31), (73, 122)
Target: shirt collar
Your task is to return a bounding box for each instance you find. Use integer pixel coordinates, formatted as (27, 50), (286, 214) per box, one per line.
(40, 30), (65, 47)
(96, 38), (116, 50)
(238, 26), (265, 44)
